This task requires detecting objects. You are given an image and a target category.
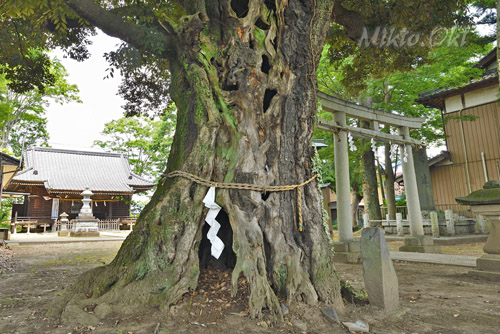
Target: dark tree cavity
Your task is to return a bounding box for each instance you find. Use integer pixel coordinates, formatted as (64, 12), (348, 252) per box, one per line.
(263, 89), (277, 113)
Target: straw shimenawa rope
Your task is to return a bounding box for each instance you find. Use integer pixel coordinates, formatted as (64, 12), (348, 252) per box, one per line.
(166, 171), (317, 231)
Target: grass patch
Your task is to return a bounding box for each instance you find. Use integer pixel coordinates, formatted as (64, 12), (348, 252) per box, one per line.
(35, 255), (115, 266)
(440, 243), (485, 256)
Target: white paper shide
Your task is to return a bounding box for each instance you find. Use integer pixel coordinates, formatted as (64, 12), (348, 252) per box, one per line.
(202, 187), (225, 259)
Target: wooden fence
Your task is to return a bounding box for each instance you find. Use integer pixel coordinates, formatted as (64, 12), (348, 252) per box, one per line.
(98, 219), (120, 231)
(51, 217), (136, 232)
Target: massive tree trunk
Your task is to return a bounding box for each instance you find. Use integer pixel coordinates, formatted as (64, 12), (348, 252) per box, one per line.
(50, 0), (342, 322)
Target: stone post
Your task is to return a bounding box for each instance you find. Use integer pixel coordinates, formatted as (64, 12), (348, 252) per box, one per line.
(398, 127), (424, 237)
(363, 213), (370, 229)
(361, 227), (400, 312)
(398, 127), (439, 253)
(430, 211), (440, 238)
(333, 110), (353, 243)
(476, 215), (486, 234)
(413, 147), (436, 211)
(396, 213), (403, 237)
(332, 111), (360, 263)
(445, 210), (455, 236)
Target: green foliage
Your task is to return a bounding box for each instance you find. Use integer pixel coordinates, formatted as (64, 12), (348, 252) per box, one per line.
(1, 0), (478, 120)
(314, 56), (367, 198)
(364, 31), (491, 147)
(471, 0), (497, 30)
(0, 56), (80, 156)
(0, 198), (13, 223)
(315, 26), (492, 186)
(396, 195), (407, 207)
(341, 280), (368, 304)
(326, 0), (471, 95)
(105, 43), (172, 117)
(0, 1), (93, 92)
(94, 104), (176, 182)
(315, 24), (491, 222)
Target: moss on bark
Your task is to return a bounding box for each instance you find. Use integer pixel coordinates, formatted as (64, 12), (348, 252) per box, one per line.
(50, 0), (343, 323)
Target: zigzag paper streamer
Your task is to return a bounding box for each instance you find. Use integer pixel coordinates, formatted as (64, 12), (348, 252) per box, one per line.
(202, 187), (225, 259)
(348, 132), (356, 151)
(402, 145), (408, 163)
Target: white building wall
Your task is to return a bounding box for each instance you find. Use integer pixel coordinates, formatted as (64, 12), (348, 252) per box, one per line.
(444, 85), (498, 113)
(444, 95), (462, 113)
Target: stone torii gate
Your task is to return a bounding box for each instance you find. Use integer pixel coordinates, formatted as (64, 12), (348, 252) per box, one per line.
(317, 91), (439, 262)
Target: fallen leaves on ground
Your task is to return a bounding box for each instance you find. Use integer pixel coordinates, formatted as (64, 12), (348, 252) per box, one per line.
(175, 268), (250, 322)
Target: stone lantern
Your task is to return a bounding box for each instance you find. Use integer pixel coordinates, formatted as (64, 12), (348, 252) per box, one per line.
(58, 212), (69, 237)
(70, 187), (100, 237)
(456, 181), (500, 280)
(78, 188), (94, 219)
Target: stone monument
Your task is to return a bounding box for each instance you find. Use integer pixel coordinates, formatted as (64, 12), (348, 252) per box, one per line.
(361, 227), (400, 312)
(456, 181), (500, 281)
(58, 212), (69, 237)
(70, 188), (100, 237)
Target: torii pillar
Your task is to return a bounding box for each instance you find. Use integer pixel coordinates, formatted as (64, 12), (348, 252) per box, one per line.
(332, 110), (361, 263)
(398, 127), (440, 253)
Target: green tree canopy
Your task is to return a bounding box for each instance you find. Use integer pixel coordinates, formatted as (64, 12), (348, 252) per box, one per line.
(0, 54), (80, 156)
(94, 104), (176, 182)
(314, 26), (492, 222)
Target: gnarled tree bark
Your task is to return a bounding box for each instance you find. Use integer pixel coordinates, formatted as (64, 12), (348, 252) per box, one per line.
(49, 0), (343, 322)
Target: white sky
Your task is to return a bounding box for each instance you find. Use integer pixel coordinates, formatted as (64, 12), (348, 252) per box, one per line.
(46, 32), (125, 151)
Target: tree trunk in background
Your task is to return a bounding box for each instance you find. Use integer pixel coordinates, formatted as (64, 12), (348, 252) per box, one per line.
(360, 119), (382, 223)
(351, 187), (362, 228)
(361, 147), (382, 223)
(51, 0), (342, 321)
(497, 0), (500, 81)
(377, 159), (386, 203)
(384, 143), (397, 220)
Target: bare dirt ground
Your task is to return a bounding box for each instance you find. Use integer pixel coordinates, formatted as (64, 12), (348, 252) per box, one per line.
(1, 240), (499, 334)
(387, 241), (486, 257)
